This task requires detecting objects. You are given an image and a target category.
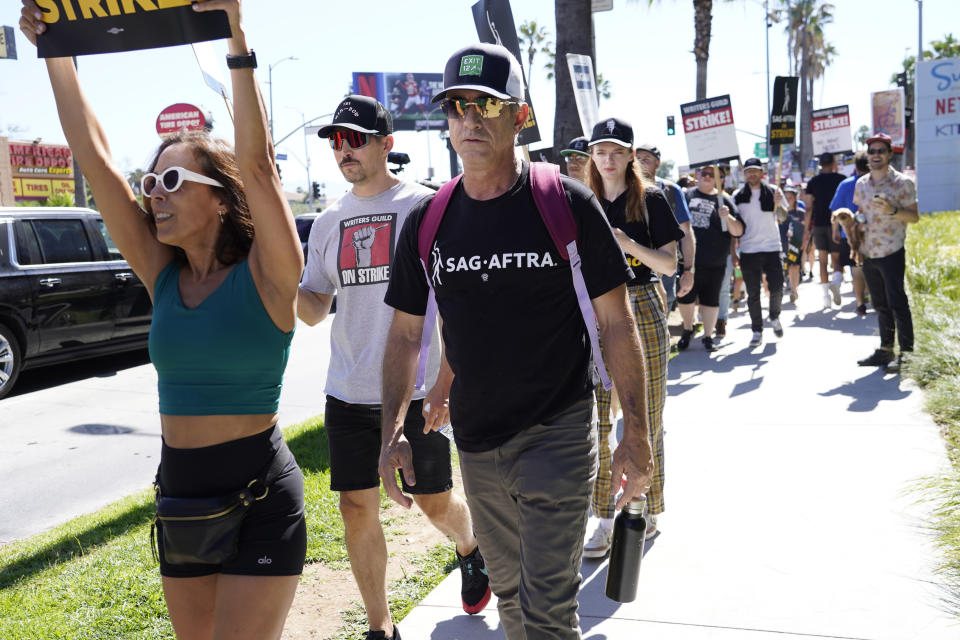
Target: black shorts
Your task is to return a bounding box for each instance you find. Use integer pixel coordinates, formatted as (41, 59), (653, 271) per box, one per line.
(812, 226), (839, 253)
(156, 425), (307, 578)
(676, 264), (726, 307)
(836, 235), (856, 268)
(325, 395), (453, 495)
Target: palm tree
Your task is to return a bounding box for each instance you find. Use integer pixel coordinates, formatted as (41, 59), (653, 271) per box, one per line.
(779, 0), (835, 172)
(518, 20), (552, 93)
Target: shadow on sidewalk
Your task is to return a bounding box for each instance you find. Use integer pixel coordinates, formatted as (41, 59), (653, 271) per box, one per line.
(577, 536), (659, 637)
(819, 368), (912, 411)
(428, 617), (504, 639)
(667, 341), (778, 398)
(788, 307), (877, 337)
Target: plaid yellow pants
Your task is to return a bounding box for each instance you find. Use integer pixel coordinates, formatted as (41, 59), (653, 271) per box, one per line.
(593, 282), (669, 518)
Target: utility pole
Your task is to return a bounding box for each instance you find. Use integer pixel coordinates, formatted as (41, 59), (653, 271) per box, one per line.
(302, 113), (312, 210)
(764, 0), (772, 150)
(267, 56), (296, 141)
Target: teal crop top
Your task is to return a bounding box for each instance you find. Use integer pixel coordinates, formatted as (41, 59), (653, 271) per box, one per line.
(149, 259), (294, 415)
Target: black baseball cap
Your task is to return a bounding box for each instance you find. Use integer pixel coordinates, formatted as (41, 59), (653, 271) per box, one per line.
(560, 136), (590, 158)
(635, 143), (660, 159)
(589, 117), (633, 148)
(432, 43), (525, 103)
(743, 157), (764, 171)
(316, 95), (393, 138)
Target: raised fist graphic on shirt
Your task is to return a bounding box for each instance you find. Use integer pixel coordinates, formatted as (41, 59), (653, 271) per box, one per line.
(352, 224), (387, 267)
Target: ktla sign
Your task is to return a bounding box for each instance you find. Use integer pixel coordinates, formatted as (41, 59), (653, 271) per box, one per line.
(156, 103), (209, 137)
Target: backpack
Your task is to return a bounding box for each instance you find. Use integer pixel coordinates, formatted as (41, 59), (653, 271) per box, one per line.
(657, 178), (679, 217)
(413, 162), (612, 392)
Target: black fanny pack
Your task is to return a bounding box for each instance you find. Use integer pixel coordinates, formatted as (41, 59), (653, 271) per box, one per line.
(151, 438), (291, 566)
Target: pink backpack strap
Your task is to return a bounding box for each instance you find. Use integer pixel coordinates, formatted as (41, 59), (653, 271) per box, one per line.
(529, 163), (613, 391)
(414, 175), (462, 390)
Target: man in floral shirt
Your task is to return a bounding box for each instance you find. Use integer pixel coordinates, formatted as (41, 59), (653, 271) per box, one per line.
(852, 133), (919, 373)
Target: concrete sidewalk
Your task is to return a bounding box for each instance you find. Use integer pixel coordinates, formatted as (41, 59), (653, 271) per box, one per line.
(398, 278), (957, 639)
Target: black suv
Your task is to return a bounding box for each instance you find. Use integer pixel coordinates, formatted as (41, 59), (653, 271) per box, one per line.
(0, 208), (153, 400)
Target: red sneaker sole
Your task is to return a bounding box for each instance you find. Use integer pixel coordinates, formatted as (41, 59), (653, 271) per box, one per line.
(462, 586), (491, 615)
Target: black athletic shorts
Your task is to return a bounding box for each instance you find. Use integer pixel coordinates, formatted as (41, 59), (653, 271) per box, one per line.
(676, 264), (726, 307)
(836, 235), (856, 268)
(325, 395), (453, 495)
(156, 425), (307, 578)
(812, 225), (839, 253)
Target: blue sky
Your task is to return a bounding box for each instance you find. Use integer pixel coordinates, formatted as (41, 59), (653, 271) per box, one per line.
(0, 0), (951, 199)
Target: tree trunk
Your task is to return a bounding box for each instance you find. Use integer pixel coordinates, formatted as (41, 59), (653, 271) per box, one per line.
(693, 0), (713, 100)
(553, 0), (594, 162)
(798, 28), (813, 175)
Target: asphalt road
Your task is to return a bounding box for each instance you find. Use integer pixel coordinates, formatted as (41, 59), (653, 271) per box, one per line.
(0, 320), (332, 544)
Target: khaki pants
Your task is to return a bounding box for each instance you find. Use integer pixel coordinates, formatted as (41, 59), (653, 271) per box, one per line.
(458, 397), (597, 640)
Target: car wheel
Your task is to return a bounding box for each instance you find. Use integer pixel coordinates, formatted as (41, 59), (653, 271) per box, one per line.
(0, 322), (23, 401)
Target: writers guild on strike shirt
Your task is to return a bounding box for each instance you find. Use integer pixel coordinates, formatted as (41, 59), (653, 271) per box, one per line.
(338, 213), (397, 287)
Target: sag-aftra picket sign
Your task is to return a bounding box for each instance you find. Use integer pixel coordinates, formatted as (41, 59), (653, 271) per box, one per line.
(35, 0), (230, 58)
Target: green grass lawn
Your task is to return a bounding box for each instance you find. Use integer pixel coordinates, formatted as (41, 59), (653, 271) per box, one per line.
(905, 210), (960, 614)
(0, 417), (456, 639)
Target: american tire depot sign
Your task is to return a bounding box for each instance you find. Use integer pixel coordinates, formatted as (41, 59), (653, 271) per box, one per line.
(8, 141), (74, 201)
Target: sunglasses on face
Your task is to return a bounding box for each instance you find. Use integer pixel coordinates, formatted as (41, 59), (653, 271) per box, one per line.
(565, 155), (587, 164)
(440, 96), (520, 119)
(329, 130), (371, 151)
(867, 147), (889, 155)
(141, 166), (224, 195)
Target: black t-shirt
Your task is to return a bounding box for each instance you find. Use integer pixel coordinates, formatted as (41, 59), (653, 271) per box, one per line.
(385, 163), (632, 452)
(684, 188), (744, 268)
(806, 172), (846, 227)
(601, 189), (684, 285)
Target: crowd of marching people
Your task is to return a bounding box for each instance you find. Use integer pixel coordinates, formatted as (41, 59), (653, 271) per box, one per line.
(20, 0), (920, 636)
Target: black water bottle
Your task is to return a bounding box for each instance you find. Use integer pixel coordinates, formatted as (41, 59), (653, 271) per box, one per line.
(604, 499), (646, 602)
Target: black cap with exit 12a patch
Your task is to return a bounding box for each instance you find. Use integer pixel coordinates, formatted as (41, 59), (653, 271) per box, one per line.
(432, 43), (526, 103)
(743, 157), (764, 171)
(316, 95), (393, 138)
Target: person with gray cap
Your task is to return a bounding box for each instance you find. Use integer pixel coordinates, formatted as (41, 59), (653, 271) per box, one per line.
(298, 95), (489, 640)
(379, 42), (653, 640)
(732, 157), (788, 347)
(560, 135), (591, 183)
(634, 142), (696, 312)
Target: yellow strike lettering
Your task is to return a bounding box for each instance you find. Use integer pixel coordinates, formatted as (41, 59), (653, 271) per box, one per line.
(78, 0), (108, 18)
(120, 0), (158, 11)
(157, 0), (192, 7)
(36, 0), (60, 23)
(104, 0), (121, 15)
(62, 0), (79, 21)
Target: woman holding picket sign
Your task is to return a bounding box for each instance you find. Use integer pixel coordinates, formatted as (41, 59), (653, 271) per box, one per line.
(21, 0), (306, 637)
(581, 118), (683, 557)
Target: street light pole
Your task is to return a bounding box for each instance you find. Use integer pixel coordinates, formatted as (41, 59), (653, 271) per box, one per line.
(267, 56), (296, 141)
(764, 0), (771, 147)
(302, 113), (313, 211)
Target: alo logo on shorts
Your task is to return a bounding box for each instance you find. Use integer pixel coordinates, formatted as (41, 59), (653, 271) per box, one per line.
(258, 556), (273, 565)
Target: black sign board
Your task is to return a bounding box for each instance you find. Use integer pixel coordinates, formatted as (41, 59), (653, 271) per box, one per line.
(471, 0), (542, 146)
(769, 76), (800, 146)
(36, 3), (230, 58)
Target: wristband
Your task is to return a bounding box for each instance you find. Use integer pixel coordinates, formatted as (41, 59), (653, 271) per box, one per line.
(226, 50), (257, 69)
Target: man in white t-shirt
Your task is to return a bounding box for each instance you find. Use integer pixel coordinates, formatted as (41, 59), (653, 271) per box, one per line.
(297, 96), (489, 640)
(732, 157), (788, 347)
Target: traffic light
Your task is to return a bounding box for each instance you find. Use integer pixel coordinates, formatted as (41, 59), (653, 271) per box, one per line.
(667, 116), (676, 136)
(311, 181), (321, 200)
(896, 71), (907, 88)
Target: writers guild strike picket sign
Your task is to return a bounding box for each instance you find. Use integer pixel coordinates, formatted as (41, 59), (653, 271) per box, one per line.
(769, 76), (799, 147)
(680, 95), (740, 168)
(471, 0), (541, 146)
(35, 0), (230, 58)
(916, 56), (960, 213)
(810, 105), (852, 156)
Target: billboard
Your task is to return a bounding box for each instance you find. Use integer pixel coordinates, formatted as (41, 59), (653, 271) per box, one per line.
(769, 76), (799, 146)
(0, 25), (17, 60)
(471, 0), (542, 146)
(35, 1), (229, 58)
(353, 72), (447, 132)
(810, 105), (852, 156)
(871, 88), (906, 153)
(8, 140), (75, 201)
(680, 95), (740, 168)
(916, 57), (960, 213)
